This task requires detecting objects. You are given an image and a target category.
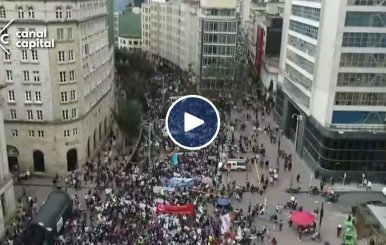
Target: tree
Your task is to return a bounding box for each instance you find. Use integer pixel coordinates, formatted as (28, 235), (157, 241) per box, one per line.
(113, 98), (143, 142)
(114, 48), (155, 141)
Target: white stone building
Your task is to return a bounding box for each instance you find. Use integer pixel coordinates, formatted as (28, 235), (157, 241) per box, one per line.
(276, 0), (386, 178)
(0, 88), (16, 237)
(0, 0), (115, 175)
(142, 0), (238, 95)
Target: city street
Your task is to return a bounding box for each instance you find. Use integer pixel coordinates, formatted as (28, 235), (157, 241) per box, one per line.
(14, 98), (386, 244)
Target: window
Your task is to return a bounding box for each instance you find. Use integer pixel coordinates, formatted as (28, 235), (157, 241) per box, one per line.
(66, 7), (72, 19)
(73, 128), (78, 135)
(28, 7), (34, 18)
(37, 110), (43, 120)
(4, 49), (10, 60)
(35, 92), (41, 103)
(8, 91), (15, 102)
(56, 7), (63, 19)
(31, 50), (38, 61)
(289, 20), (319, 39)
(28, 130), (35, 137)
(0, 6), (6, 18)
(84, 44), (89, 55)
(70, 90), (76, 101)
(17, 7), (24, 19)
(342, 32), (386, 48)
(62, 110), (69, 120)
(27, 109), (33, 119)
(347, 0), (386, 5)
(68, 50), (74, 61)
(334, 92), (386, 106)
(291, 5), (320, 21)
(38, 130), (44, 138)
(69, 70), (75, 81)
(287, 49), (314, 74)
(58, 51), (65, 62)
(71, 108), (77, 118)
(64, 130), (70, 137)
(57, 28), (64, 40)
(33, 71), (40, 82)
(337, 73), (386, 87)
(6, 70), (12, 81)
(23, 71), (30, 81)
(21, 50), (28, 61)
(11, 129), (18, 137)
(25, 91), (32, 102)
(340, 53), (386, 68)
(345, 12), (386, 27)
(59, 71), (66, 83)
(61, 91), (68, 102)
(10, 109), (16, 119)
(67, 28), (73, 40)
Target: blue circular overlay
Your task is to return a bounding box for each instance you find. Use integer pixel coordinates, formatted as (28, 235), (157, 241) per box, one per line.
(166, 95), (220, 150)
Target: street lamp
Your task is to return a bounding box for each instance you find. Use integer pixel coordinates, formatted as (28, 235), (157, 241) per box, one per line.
(292, 113), (303, 151)
(276, 129), (282, 166)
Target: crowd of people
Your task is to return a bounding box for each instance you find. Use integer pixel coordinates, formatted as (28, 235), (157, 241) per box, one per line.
(2, 66), (294, 245)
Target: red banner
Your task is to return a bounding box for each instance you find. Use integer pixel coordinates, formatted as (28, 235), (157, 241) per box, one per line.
(156, 203), (195, 216)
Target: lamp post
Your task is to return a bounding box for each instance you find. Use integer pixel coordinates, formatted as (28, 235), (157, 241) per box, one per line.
(292, 113), (303, 151)
(276, 129), (282, 166)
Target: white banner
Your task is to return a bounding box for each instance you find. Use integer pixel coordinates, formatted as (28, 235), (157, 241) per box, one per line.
(220, 213), (231, 234)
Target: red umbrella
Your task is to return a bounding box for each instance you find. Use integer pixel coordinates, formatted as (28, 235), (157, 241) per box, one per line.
(290, 211), (315, 227)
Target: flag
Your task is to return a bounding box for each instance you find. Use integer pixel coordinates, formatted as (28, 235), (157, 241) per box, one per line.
(221, 213), (232, 234)
(319, 202), (324, 227)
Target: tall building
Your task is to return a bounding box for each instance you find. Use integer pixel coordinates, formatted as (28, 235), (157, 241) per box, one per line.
(142, 0), (238, 96)
(0, 0), (115, 175)
(116, 7), (143, 52)
(0, 87), (16, 237)
(275, 0), (386, 178)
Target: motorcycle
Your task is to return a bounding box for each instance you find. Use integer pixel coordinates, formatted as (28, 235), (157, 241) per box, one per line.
(284, 200), (298, 210)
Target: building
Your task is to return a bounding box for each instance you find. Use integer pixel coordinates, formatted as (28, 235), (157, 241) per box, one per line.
(0, 0), (115, 175)
(237, 0), (251, 32)
(116, 7), (142, 51)
(142, 0), (238, 96)
(275, 0), (386, 179)
(0, 87), (16, 237)
(247, 0), (284, 91)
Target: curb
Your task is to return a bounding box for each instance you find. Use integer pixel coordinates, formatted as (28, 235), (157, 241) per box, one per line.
(293, 190), (382, 194)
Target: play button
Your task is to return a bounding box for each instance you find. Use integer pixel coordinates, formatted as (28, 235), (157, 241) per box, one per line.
(184, 113), (204, 132)
(166, 95), (220, 150)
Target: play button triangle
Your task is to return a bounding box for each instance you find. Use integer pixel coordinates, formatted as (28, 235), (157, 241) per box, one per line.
(184, 112), (204, 132)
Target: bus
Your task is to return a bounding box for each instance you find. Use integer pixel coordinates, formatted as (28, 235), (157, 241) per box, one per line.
(19, 190), (73, 245)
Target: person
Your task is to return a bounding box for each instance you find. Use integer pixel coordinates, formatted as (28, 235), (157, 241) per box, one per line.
(367, 181), (372, 190)
(296, 173), (300, 183)
(271, 237), (277, 245)
(369, 238), (375, 245)
(279, 219), (283, 231)
(337, 224), (342, 237)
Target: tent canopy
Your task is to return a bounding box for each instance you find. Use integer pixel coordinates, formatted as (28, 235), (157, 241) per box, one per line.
(217, 198), (231, 207)
(290, 211), (315, 227)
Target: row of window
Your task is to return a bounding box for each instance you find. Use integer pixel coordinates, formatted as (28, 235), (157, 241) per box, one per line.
(286, 49), (314, 75)
(5, 69), (75, 84)
(289, 20), (318, 39)
(8, 91), (41, 103)
(287, 34), (316, 57)
(347, 0), (386, 5)
(345, 12), (386, 27)
(285, 64), (313, 91)
(202, 57), (235, 66)
(340, 53), (386, 68)
(205, 9), (235, 17)
(334, 92), (386, 106)
(57, 28), (73, 41)
(9, 109), (43, 120)
(203, 45), (235, 56)
(342, 32), (386, 48)
(11, 128), (78, 138)
(62, 109), (78, 120)
(337, 73), (386, 87)
(2, 49), (38, 62)
(203, 21), (237, 33)
(203, 33), (236, 44)
(0, 6), (72, 19)
(291, 5), (320, 21)
(60, 90), (77, 103)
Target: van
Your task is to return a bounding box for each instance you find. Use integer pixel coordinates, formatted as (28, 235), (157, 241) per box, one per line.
(223, 159), (247, 171)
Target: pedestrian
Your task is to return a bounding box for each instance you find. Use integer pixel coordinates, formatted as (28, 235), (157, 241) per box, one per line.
(337, 224), (342, 237)
(279, 219), (283, 231)
(296, 174), (300, 183)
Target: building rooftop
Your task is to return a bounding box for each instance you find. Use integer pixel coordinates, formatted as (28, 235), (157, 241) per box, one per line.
(119, 9), (141, 39)
(367, 204), (386, 231)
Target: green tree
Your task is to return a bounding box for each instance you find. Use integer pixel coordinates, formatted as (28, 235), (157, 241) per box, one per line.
(113, 98), (143, 142)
